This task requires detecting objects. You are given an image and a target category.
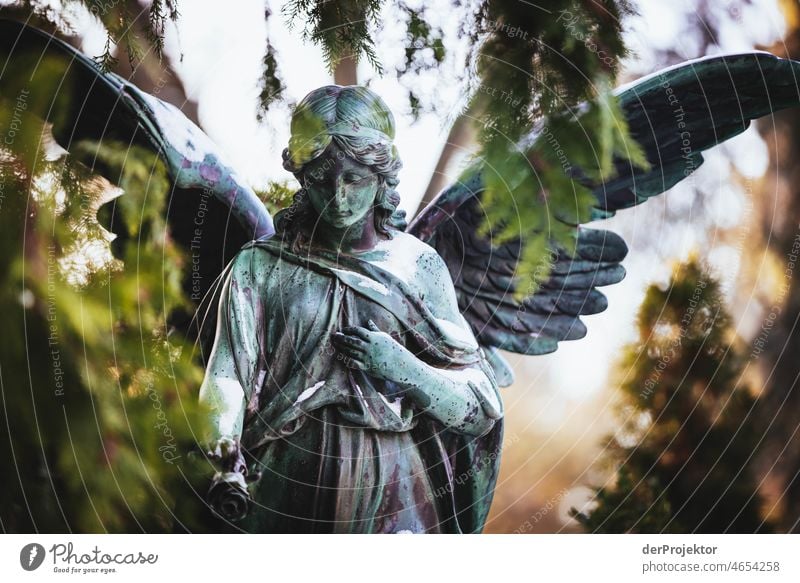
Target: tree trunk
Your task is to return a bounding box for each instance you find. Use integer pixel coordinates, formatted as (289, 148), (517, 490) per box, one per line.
(415, 114), (475, 216)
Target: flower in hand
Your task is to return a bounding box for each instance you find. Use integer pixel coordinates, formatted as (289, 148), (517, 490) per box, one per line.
(203, 436), (260, 522)
(208, 471), (251, 522)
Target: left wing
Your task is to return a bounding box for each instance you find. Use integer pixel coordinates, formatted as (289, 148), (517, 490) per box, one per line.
(408, 52), (800, 386)
(0, 18), (273, 240)
(0, 19), (273, 327)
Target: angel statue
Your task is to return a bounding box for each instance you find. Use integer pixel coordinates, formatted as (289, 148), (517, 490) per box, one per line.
(4, 18), (800, 533)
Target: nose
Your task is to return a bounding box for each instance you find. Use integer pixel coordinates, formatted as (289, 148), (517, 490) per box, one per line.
(333, 175), (347, 205)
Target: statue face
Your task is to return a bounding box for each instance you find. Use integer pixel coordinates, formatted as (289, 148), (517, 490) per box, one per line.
(303, 142), (379, 229)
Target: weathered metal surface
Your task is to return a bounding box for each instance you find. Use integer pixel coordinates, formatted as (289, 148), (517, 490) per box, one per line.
(200, 86), (503, 533)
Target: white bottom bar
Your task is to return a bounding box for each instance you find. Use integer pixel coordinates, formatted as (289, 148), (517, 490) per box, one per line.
(1, 534), (797, 582)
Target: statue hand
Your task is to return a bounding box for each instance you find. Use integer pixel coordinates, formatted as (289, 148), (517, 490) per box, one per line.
(203, 435), (248, 475)
(332, 320), (421, 384)
(202, 436), (261, 522)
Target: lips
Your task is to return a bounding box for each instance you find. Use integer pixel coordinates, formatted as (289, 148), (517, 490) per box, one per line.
(328, 210), (353, 219)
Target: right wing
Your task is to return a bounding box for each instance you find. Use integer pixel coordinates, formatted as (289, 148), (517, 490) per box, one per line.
(408, 52), (800, 385)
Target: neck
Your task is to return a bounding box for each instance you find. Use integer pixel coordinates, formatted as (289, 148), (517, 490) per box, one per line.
(314, 210), (380, 255)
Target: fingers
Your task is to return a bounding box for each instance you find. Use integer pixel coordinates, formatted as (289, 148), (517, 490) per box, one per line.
(206, 436), (236, 459)
(332, 332), (367, 352)
(245, 470), (262, 483)
(331, 334), (368, 370)
(341, 326), (371, 340)
(204, 437), (246, 473)
(341, 320), (383, 338)
(344, 358), (367, 370)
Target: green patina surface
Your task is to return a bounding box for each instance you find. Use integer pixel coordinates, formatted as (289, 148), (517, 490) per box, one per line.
(199, 87), (504, 533)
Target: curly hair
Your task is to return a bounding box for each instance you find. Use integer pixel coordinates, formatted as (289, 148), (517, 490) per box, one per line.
(274, 85), (407, 251)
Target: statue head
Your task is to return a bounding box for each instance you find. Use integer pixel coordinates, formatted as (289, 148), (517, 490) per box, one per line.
(275, 85), (405, 248)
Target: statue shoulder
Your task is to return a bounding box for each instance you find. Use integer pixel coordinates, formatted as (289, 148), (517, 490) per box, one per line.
(385, 229), (441, 262)
(382, 230), (456, 306)
(229, 240), (283, 283)
(373, 229), (448, 282)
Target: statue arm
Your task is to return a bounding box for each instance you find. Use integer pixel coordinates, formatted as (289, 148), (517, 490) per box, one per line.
(197, 283), (248, 474)
(198, 246), (270, 468)
(393, 344), (503, 437)
(334, 250), (503, 437)
(198, 299), (251, 519)
(198, 324), (246, 446)
(401, 251), (503, 436)
(337, 323), (501, 437)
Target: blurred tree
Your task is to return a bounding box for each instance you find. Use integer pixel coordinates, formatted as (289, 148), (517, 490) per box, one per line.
(0, 0), (223, 533)
(747, 2), (800, 533)
(0, 122), (212, 531)
(620, 0), (800, 533)
(573, 258), (772, 533)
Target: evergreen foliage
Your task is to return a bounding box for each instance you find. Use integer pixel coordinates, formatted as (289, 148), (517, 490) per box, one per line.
(0, 97), (211, 532)
(573, 259), (772, 533)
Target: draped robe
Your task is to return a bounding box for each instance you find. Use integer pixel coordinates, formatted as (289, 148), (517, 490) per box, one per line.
(203, 232), (504, 533)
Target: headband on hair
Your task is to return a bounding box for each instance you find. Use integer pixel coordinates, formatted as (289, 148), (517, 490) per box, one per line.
(327, 121), (393, 143)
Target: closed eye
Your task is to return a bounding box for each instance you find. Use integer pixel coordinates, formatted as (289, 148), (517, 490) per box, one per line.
(344, 173), (364, 184)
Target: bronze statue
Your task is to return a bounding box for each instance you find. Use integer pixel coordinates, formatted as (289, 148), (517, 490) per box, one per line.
(200, 86), (503, 533)
(5, 18), (800, 533)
